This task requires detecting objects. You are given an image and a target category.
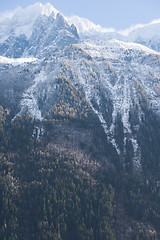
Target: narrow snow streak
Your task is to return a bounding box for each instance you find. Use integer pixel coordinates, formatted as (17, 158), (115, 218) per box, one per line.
(19, 70), (47, 120)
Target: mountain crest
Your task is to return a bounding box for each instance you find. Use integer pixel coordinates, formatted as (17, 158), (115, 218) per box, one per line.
(0, 3), (79, 58)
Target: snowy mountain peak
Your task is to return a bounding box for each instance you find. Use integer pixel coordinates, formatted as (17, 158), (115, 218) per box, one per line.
(0, 2), (60, 41)
(31, 2), (60, 18)
(0, 2), (79, 58)
(11, 2), (59, 20)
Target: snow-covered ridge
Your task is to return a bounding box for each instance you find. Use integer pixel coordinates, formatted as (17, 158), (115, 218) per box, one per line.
(67, 15), (115, 34)
(1, 2), (160, 44)
(66, 15), (160, 41)
(66, 14), (160, 52)
(79, 39), (160, 62)
(109, 39), (160, 55)
(121, 19), (160, 39)
(0, 56), (37, 65)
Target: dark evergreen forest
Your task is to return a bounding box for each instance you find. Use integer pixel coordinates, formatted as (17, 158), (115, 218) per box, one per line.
(0, 105), (160, 240)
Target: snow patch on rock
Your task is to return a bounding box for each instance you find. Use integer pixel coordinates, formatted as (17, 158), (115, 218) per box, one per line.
(0, 56), (37, 65)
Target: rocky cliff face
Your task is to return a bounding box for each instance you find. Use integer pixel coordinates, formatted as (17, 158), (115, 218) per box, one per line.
(1, 37), (160, 170)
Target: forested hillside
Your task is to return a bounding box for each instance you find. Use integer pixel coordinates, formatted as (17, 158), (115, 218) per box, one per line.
(0, 105), (160, 240)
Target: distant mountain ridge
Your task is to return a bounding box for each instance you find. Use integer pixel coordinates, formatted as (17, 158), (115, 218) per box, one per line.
(1, 3), (160, 56)
(67, 15), (160, 52)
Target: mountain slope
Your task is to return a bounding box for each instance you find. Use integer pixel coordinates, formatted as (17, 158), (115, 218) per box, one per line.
(0, 2), (160, 240)
(1, 38), (160, 169)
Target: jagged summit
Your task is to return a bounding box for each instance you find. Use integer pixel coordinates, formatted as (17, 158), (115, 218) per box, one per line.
(0, 2), (59, 39)
(0, 2), (79, 58)
(1, 2), (160, 56)
(30, 2), (59, 16)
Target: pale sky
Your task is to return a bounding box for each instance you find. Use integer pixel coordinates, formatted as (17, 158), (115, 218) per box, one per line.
(0, 0), (160, 30)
